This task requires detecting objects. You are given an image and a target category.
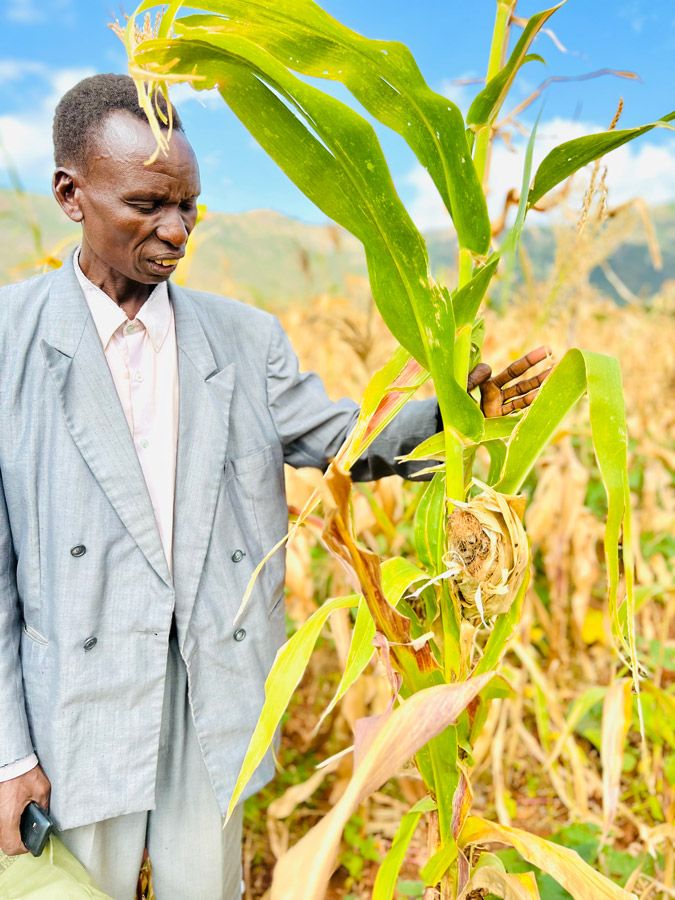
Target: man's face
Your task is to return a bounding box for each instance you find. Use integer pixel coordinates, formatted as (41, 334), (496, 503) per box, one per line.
(54, 110), (201, 289)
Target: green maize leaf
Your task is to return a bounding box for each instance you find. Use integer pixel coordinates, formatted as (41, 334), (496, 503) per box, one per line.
(452, 256), (500, 328)
(382, 556), (429, 603)
(528, 110), (675, 206)
(483, 413), (523, 440)
(398, 415), (519, 470)
(428, 722), (460, 843)
(226, 593), (359, 819)
(423, 282), (485, 442)
(413, 744), (436, 793)
(316, 558), (427, 730)
(131, 37), (430, 366)
(372, 797), (436, 900)
(315, 597), (374, 732)
(398, 431), (445, 464)
(467, 3), (564, 126)
(416, 415), (523, 460)
(498, 109), (541, 307)
(144, 0), (491, 253)
(484, 439), (508, 485)
(414, 471), (446, 573)
(421, 838), (458, 884)
(131, 28), (486, 437)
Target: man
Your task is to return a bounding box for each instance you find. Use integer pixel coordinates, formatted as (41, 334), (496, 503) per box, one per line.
(0, 74), (549, 898)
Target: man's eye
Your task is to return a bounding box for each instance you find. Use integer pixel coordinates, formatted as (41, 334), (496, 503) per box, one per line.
(133, 202), (160, 213)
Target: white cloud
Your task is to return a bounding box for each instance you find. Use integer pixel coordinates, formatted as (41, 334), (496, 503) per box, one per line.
(404, 116), (675, 232)
(5, 0), (43, 23)
(0, 65), (95, 184)
(0, 60), (46, 83)
(4, 0), (72, 24)
(170, 83), (222, 110)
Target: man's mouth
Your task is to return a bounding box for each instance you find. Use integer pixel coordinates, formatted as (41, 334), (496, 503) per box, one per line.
(149, 257), (181, 268)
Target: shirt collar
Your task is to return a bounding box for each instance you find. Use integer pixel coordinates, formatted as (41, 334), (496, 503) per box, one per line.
(73, 248), (172, 352)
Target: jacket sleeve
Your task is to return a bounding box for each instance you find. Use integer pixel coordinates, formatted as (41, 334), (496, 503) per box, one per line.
(0, 466), (34, 767)
(265, 317), (440, 481)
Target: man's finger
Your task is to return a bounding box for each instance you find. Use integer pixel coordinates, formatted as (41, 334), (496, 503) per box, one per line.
(467, 362), (492, 392)
(492, 346), (552, 388)
(502, 366), (553, 400)
(0, 825), (28, 857)
(502, 389), (539, 415)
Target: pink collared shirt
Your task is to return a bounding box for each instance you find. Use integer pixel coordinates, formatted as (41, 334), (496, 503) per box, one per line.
(0, 252), (179, 782)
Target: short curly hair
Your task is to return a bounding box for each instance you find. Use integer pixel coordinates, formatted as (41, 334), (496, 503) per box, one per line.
(53, 73), (184, 169)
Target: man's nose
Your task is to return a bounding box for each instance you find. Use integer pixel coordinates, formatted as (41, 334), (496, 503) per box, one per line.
(155, 208), (190, 247)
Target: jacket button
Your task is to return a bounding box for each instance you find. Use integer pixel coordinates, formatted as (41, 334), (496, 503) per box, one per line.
(231, 549), (246, 563)
(233, 628), (246, 642)
(83, 636), (97, 652)
(70, 545), (87, 558)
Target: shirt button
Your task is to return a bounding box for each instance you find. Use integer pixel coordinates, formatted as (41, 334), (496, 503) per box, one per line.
(139, 439), (150, 449)
(133, 372), (144, 382)
(231, 549), (246, 563)
(70, 544), (86, 557)
(233, 629), (246, 642)
(83, 636), (98, 652)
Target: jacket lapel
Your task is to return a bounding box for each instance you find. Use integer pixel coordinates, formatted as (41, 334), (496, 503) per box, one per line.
(170, 283), (235, 644)
(40, 260), (172, 587)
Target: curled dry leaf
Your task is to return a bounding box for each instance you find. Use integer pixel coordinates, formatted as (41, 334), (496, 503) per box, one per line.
(460, 816), (637, 899)
(444, 486), (529, 624)
(458, 865), (541, 899)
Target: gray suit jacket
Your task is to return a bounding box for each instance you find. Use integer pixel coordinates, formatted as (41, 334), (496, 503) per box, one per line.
(0, 258), (438, 830)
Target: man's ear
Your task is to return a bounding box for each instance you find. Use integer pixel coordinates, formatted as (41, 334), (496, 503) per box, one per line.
(52, 168), (84, 223)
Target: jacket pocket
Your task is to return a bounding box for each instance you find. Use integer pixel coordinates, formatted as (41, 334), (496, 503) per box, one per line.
(229, 445), (279, 499)
(22, 623), (49, 646)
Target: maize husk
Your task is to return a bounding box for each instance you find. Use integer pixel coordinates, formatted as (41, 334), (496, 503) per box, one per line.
(443, 485), (529, 624)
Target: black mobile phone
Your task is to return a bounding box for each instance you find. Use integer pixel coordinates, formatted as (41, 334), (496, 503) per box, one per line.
(19, 802), (54, 857)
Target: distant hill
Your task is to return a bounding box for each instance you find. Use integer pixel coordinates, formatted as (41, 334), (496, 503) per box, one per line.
(1, 189), (672, 307)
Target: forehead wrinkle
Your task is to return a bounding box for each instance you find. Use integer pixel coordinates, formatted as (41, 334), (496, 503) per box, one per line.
(85, 139), (200, 197)
(84, 110), (198, 183)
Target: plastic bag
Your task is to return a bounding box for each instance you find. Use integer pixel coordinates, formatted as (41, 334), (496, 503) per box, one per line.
(0, 836), (112, 898)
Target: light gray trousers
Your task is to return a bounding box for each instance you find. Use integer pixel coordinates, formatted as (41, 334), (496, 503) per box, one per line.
(58, 626), (243, 900)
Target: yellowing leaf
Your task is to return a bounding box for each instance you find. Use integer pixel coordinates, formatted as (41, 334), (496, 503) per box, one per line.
(271, 674), (493, 899)
(460, 817), (637, 899)
(459, 866), (541, 899)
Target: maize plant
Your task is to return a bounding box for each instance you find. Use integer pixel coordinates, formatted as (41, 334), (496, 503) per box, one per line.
(124, 2), (673, 897)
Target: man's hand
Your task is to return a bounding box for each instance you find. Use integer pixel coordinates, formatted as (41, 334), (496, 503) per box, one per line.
(0, 766), (51, 856)
(468, 346), (553, 417)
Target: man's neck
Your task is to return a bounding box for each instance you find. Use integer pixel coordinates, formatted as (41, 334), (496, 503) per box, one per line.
(78, 245), (153, 317)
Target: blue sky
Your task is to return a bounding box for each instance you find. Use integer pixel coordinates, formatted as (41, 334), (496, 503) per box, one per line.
(1, 0), (673, 228)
